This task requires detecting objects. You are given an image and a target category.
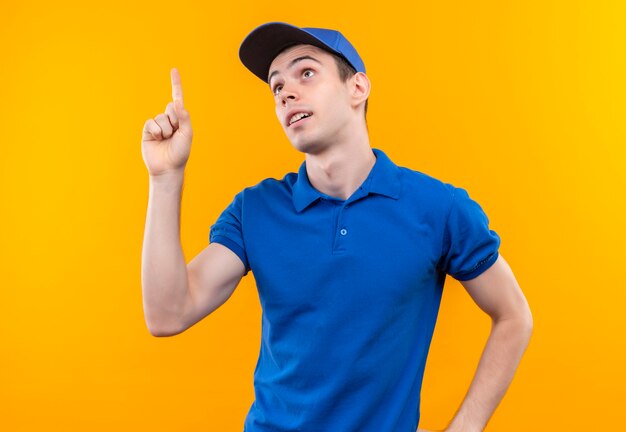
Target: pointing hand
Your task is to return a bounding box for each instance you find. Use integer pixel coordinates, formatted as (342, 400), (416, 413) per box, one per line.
(141, 68), (194, 177)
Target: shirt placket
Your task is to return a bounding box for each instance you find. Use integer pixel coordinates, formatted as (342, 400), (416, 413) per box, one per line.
(331, 188), (368, 255)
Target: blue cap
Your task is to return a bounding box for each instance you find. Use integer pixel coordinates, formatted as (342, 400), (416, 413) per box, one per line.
(239, 22), (366, 83)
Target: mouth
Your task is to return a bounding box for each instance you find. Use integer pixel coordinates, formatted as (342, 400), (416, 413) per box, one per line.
(287, 112), (313, 128)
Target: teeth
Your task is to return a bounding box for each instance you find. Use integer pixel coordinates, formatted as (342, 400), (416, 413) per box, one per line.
(289, 112), (311, 125)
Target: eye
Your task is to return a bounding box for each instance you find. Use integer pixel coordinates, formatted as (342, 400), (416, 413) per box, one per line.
(272, 84), (283, 96)
(303, 69), (315, 78)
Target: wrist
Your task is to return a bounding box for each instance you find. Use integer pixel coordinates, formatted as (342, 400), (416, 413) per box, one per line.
(446, 426), (482, 432)
(446, 414), (483, 432)
(149, 169), (185, 186)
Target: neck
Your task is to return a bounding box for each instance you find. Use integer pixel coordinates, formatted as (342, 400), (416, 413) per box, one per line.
(303, 129), (375, 201)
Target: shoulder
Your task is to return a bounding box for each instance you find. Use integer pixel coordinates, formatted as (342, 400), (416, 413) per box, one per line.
(396, 165), (457, 208)
(243, 171), (297, 193)
(236, 172), (299, 206)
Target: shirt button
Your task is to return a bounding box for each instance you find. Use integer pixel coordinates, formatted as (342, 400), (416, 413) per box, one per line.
(340, 228), (348, 236)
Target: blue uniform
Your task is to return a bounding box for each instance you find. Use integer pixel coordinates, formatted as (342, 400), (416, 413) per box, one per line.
(209, 147), (500, 432)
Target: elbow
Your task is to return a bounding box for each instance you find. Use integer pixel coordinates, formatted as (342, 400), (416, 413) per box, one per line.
(513, 306), (534, 343)
(520, 299), (534, 335)
(493, 304), (534, 340)
(517, 313), (534, 347)
(144, 316), (185, 337)
(526, 307), (534, 331)
(148, 326), (177, 337)
(526, 309), (534, 340)
(143, 299), (188, 337)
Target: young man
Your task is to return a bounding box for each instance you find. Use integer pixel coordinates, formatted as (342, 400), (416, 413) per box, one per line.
(141, 22), (533, 432)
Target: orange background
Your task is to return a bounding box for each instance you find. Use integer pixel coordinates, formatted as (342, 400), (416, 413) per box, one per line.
(1, 1), (624, 430)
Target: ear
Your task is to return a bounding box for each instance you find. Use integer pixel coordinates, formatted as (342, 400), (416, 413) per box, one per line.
(349, 72), (371, 111)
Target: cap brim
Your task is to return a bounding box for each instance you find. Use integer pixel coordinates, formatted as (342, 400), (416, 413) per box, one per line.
(239, 22), (338, 83)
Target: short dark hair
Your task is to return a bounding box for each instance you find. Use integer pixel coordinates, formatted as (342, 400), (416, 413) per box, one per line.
(331, 54), (369, 120)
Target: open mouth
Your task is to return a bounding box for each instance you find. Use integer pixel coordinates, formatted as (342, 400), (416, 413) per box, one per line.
(288, 112), (313, 127)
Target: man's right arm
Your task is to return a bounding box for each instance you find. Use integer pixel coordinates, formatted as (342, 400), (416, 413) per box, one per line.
(141, 172), (246, 337)
(140, 68), (246, 337)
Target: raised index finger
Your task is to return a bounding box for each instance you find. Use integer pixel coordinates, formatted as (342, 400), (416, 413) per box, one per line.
(171, 67), (184, 104)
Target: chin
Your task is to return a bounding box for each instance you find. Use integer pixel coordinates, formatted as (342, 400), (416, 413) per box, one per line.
(290, 138), (327, 155)
(288, 130), (332, 154)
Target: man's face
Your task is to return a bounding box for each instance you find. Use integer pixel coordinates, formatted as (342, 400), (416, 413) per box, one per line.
(268, 44), (354, 154)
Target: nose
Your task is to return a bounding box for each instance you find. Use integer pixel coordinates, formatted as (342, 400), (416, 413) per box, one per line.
(280, 84), (298, 106)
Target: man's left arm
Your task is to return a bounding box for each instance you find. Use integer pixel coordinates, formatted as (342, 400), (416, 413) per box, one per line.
(421, 253), (533, 432)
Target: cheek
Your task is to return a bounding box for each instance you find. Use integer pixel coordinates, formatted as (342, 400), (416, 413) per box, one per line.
(318, 87), (342, 113)
(325, 91), (351, 121)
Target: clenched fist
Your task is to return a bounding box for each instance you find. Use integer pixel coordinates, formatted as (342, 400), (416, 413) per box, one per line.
(142, 68), (193, 177)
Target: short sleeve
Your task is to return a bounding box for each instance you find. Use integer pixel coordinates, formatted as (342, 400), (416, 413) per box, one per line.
(438, 185), (501, 281)
(209, 191), (251, 276)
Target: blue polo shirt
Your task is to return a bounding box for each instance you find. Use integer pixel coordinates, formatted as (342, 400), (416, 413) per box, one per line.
(209, 147), (500, 432)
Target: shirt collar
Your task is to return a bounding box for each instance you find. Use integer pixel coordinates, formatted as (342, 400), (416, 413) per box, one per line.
(292, 147), (402, 213)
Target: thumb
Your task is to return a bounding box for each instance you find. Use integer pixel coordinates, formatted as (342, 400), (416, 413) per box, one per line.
(174, 99), (192, 136)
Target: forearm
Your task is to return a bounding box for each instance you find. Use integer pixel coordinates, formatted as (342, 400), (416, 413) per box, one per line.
(141, 171), (189, 336)
(446, 316), (533, 431)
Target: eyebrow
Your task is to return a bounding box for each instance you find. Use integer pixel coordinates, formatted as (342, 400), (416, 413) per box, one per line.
(268, 55), (322, 88)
